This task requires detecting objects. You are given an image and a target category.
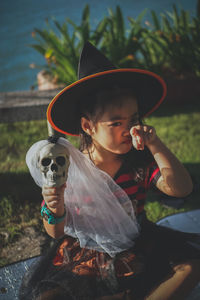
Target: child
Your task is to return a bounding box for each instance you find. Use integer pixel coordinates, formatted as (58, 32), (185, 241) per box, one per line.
(20, 42), (200, 300)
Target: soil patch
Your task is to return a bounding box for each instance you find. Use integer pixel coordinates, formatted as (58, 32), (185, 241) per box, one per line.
(0, 227), (53, 266)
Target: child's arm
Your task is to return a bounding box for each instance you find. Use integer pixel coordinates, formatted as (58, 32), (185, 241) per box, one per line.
(41, 184), (66, 238)
(130, 125), (193, 197)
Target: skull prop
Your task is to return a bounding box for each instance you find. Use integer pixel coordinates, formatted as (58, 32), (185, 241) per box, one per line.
(38, 143), (70, 187)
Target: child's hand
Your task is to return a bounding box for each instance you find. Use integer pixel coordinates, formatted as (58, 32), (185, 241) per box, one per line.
(42, 183), (66, 216)
(130, 125), (157, 150)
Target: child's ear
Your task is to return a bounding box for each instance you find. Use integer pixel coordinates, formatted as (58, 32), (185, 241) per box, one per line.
(81, 117), (94, 135)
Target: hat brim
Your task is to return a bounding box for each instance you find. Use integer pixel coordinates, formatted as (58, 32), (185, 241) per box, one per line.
(47, 69), (167, 136)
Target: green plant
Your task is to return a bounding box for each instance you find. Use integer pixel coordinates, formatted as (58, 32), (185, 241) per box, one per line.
(30, 4), (200, 84)
(100, 6), (148, 68)
(31, 20), (78, 85)
(0, 196), (13, 219)
(142, 5), (200, 77)
(66, 5), (108, 50)
(31, 5), (108, 85)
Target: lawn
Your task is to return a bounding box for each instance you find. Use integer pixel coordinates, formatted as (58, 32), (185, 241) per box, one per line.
(0, 100), (200, 265)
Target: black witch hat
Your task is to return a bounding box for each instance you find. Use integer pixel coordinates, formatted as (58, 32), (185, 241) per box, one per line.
(47, 42), (167, 136)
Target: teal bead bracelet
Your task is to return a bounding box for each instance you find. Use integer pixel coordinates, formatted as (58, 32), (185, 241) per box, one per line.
(41, 202), (66, 224)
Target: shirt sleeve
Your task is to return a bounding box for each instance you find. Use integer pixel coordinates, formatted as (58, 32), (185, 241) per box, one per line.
(145, 161), (161, 189)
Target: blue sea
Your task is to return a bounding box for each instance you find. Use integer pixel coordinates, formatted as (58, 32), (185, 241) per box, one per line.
(0, 0), (197, 92)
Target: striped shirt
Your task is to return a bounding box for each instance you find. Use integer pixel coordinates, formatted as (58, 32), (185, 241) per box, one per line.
(114, 158), (161, 216)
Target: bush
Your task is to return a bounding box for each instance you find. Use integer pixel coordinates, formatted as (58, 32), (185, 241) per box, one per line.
(30, 4), (200, 85)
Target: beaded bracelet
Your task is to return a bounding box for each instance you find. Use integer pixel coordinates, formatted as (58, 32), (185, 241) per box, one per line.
(41, 202), (66, 224)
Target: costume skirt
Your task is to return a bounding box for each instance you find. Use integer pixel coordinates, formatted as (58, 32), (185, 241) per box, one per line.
(19, 217), (200, 300)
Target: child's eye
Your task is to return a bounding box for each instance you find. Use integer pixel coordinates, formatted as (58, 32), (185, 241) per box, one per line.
(110, 122), (122, 127)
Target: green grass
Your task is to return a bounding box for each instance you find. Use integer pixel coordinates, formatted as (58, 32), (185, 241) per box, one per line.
(0, 121), (79, 172)
(146, 103), (200, 179)
(145, 102), (200, 221)
(0, 121), (79, 265)
(0, 102), (200, 265)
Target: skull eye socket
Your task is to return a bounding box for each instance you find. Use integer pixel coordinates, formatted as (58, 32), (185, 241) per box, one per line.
(56, 156), (66, 166)
(41, 158), (51, 166)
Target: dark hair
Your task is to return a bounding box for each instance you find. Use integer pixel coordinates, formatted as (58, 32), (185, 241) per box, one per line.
(79, 86), (141, 152)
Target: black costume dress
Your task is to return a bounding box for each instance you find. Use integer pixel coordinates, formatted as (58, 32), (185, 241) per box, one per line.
(19, 150), (200, 300)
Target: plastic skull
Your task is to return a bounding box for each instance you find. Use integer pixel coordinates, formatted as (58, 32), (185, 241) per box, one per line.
(38, 143), (70, 187)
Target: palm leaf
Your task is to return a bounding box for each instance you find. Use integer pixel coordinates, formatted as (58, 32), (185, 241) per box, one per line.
(180, 9), (190, 32)
(136, 8), (148, 24)
(116, 6), (125, 42)
(151, 10), (161, 30)
(161, 14), (172, 33)
(92, 18), (108, 45)
(168, 4), (180, 29)
(30, 44), (46, 56)
(82, 4), (90, 25)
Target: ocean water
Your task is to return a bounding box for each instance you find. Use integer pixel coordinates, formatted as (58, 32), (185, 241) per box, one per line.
(0, 0), (197, 92)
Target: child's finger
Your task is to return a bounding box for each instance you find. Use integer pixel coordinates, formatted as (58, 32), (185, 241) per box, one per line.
(45, 195), (59, 202)
(48, 201), (60, 208)
(42, 184), (66, 196)
(42, 185), (56, 194)
(130, 127), (136, 136)
(130, 132), (144, 150)
(130, 127), (144, 150)
(42, 189), (58, 199)
(136, 135), (144, 150)
(45, 195), (64, 208)
(131, 137), (138, 150)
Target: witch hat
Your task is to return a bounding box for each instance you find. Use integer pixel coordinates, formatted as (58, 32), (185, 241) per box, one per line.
(47, 42), (167, 136)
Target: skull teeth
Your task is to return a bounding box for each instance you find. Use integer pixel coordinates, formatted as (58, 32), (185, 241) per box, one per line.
(47, 174), (61, 182)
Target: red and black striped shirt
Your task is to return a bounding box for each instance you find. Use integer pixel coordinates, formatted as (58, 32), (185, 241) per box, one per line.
(114, 156), (161, 216)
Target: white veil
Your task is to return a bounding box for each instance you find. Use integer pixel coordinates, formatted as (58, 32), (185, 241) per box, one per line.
(26, 137), (140, 257)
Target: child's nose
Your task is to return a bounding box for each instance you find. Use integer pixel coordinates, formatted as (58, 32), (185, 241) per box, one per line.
(123, 125), (132, 137)
(123, 130), (131, 137)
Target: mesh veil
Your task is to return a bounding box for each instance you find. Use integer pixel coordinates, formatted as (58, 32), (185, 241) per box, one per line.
(26, 138), (140, 257)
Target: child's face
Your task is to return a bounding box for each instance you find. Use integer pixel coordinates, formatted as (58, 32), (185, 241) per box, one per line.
(91, 97), (139, 155)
